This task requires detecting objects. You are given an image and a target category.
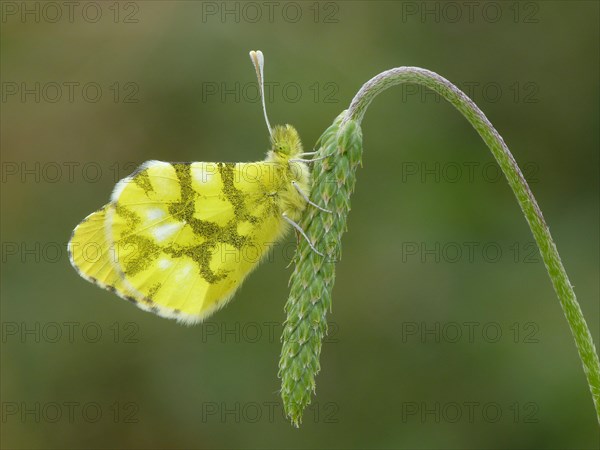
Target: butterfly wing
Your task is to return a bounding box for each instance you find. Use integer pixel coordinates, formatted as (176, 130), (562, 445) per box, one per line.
(71, 160), (289, 324)
(68, 205), (141, 305)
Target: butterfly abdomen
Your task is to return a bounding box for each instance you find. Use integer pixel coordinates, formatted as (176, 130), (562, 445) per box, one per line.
(277, 162), (310, 221)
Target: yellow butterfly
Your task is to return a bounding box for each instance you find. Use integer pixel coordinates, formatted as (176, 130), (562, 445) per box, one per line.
(68, 51), (328, 324)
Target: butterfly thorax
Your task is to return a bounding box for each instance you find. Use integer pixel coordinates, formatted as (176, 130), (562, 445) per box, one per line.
(264, 124), (310, 222)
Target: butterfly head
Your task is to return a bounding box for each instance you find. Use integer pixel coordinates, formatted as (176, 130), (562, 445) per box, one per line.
(270, 124), (303, 158)
(248, 51), (303, 161)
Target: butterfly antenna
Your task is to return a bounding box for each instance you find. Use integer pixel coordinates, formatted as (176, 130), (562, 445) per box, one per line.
(249, 50), (272, 137)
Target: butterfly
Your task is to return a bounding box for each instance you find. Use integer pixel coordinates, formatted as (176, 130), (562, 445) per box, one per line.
(68, 51), (328, 325)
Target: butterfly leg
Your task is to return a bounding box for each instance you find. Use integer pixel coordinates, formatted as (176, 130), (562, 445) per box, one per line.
(291, 181), (332, 213)
(282, 212), (325, 257)
(289, 154), (330, 163)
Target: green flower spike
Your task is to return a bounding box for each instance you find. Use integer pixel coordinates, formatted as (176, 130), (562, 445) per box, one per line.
(279, 67), (600, 427)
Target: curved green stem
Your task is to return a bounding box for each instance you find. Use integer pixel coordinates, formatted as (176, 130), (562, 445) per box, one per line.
(344, 67), (600, 422)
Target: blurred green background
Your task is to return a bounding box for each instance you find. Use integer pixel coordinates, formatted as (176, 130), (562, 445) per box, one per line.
(1, 1), (599, 448)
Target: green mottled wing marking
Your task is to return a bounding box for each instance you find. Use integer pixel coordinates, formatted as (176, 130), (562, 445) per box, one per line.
(105, 160), (289, 323)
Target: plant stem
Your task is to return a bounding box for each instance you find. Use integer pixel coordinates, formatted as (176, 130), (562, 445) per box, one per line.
(344, 66), (600, 422)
